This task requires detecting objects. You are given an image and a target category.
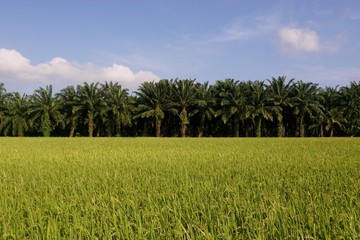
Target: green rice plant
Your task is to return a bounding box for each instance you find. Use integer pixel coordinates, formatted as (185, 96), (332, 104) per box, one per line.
(0, 138), (359, 239)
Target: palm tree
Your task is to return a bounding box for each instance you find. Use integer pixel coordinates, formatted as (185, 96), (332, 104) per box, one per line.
(1, 92), (30, 136)
(340, 81), (360, 118)
(340, 81), (360, 135)
(318, 86), (347, 137)
(57, 86), (81, 137)
(193, 81), (215, 137)
(266, 76), (294, 137)
(0, 83), (8, 130)
(246, 80), (281, 137)
(214, 79), (247, 137)
(171, 79), (198, 137)
(340, 81), (360, 136)
(29, 85), (63, 136)
(291, 81), (323, 137)
(77, 82), (105, 137)
(101, 81), (132, 137)
(309, 114), (325, 137)
(324, 108), (347, 137)
(134, 80), (175, 137)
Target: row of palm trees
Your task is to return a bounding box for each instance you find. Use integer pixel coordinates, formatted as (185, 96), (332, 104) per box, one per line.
(0, 77), (359, 137)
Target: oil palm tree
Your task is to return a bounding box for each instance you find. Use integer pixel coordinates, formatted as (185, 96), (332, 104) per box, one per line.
(134, 80), (175, 137)
(246, 80), (281, 137)
(266, 76), (294, 137)
(101, 81), (132, 136)
(171, 79), (198, 137)
(340, 81), (360, 136)
(309, 114), (325, 137)
(214, 79), (248, 137)
(77, 82), (106, 137)
(324, 108), (347, 137)
(291, 81), (323, 137)
(0, 83), (8, 129)
(1, 92), (30, 136)
(29, 85), (63, 136)
(340, 81), (360, 118)
(57, 85), (81, 137)
(319, 86), (347, 137)
(193, 81), (215, 137)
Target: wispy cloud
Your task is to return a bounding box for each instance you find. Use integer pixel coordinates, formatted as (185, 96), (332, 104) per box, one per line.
(278, 27), (320, 53)
(321, 33), (349, 53)
(210, 13), (280, 42)
(343, 8), (360, 20)
(212, 26), (255, 42)
(278, 27), (347, 55)
(315, 8), (334, 16)
(0, 48), (159, 90)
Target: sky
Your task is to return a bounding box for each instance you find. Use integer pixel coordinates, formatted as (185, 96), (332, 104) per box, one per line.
(0, 0), (359, 93)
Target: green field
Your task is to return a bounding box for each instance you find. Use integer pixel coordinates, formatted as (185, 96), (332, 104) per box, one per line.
(0, 138), (359, 239)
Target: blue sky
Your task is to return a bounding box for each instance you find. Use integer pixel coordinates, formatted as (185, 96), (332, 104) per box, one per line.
(0, 0), (359, 93)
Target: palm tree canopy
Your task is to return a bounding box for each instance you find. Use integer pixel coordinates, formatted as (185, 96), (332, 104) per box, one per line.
(291, 80), (323, 118)
(77, 82), (106, 137)
(266, 76), (294, 107)
(29, 85), (64, 136)
(214, 79), (248, 124)
(246, 80), (281, 122)
(1, 92), (30, 136)
(134, 80), (176, 120)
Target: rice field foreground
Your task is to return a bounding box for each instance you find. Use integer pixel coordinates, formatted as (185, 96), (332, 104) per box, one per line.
(0, 138), (359, 239)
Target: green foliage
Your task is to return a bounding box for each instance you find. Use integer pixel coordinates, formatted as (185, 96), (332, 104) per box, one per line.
(0, 138), (359, 239)
(0, 92), (30, 136)
(291, 81), (324, 137)
(134, 80), (176, 137)
(0, 78), (360, 137)
(171, 79), (198, 137)
(29, 85), (63, 136)
(101, 81), (132, 136)
(77, 82), (106, 137)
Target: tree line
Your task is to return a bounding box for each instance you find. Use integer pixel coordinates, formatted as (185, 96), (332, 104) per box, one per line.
(0, 77), (359, 137)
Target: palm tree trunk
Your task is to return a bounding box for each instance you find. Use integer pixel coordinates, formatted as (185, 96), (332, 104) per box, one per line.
(88, 111), (94, 137)
(277, 115), (283, 137)
(197, 114), (205, 137)
(180, 107), (187, 138)
(330, 126), (334, 137)
(116, 123), (121, 137)
(256, 117), (262, 137)
(116, 114), (121, 137)
(299, 116), (305, 137)
(69, 118), (76, 137)
(69, 126), (75, 137)
(181, 122), (186, 137)
(319, 124), (323, 137)
(234, 116), (240, 137)
(155, 118), (161, 137)
(42, 115), (51, 137)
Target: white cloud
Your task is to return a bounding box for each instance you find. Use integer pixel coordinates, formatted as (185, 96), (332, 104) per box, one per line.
(278, 27), (348, 55)
(211, 13), (280, 43)
(0, 48), (160, 91)
(278, 27), (320, 53)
